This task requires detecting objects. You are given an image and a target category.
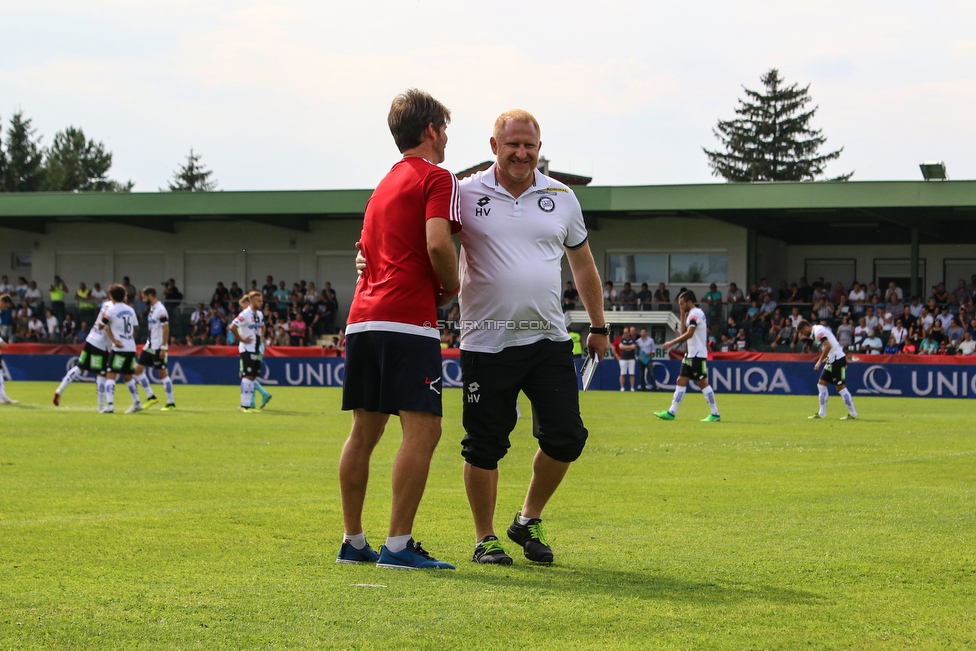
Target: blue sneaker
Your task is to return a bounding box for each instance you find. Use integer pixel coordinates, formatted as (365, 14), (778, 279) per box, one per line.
(376, 539), (455, 570)
(335, 541), (380, 564)
(260, 393), (273, 409)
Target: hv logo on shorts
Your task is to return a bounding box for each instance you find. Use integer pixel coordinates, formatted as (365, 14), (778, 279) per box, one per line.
(466, 381), (480, 403)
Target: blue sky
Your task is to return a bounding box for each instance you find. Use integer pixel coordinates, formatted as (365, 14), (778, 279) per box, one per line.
(3, 0), (974, 190)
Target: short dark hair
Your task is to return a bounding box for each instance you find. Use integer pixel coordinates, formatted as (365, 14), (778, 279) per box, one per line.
(0, 293), (11, 307)
(109, 284), (126, 302)
(142, 286), (157, 298)
(797, 319), (812, 331)
(388, 89), (451, 154)
(678, 290), (697, 303)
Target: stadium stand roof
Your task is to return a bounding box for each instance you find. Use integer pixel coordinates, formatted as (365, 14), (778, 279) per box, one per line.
(2, 180), (976, 245)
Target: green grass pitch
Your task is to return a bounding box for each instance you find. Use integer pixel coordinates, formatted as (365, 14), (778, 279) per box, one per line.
(0, 382), (973, 649)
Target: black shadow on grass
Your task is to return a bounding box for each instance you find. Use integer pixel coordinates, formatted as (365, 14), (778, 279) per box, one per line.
(441, 564), (824, 606)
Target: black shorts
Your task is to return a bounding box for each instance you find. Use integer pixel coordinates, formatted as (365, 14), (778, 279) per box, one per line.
(77, 343), (109, 375)
(679, 356), (708, 381)
(460, 338), (587, 470)
(108, 350), (137, 375)
(820, 357), (848, 386)
(137, 348), (167, 370)
(341, 330), (443, 416)
(240, 352), (263, 378)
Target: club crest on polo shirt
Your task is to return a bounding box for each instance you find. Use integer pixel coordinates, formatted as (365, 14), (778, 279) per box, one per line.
(538, 196), (555, 213)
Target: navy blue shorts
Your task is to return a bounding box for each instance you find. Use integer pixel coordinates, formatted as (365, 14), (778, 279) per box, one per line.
(341, 330), (443, 416)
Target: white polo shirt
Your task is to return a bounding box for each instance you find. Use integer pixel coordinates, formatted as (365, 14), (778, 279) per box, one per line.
(684, 307), (709, 358)
(458, 165), (588, 353)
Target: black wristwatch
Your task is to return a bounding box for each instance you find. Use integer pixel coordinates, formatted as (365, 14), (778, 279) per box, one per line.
(589, 325), (609, 336)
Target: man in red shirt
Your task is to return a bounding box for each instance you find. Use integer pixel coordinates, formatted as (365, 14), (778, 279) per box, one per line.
(337, 89), (461, 570)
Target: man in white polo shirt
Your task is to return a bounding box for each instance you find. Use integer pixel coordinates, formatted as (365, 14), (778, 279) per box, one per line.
(797, 319), (858, 420)
(457, 110), (608, 566)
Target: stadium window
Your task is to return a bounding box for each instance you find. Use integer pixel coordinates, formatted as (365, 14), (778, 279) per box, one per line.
(668, 253), (728, 284)
(607, 253), (668, 285)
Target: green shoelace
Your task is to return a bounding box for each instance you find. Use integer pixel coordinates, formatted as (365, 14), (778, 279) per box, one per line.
(527, 522), (549, 546)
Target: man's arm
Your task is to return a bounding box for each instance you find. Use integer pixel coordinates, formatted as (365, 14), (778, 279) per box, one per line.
(565, 242), (609, 359)
(426, 218), (459, 307)
(814, 337), (830, 369)
(664, 323), (695, 350)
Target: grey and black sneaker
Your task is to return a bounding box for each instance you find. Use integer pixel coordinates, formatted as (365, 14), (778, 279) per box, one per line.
(507, 512), (554, 564)
(472, 535), (513, 565)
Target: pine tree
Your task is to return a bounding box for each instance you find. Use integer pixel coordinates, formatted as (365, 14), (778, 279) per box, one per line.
(703, 68), (852, 182)
(41, 126), (133, 192)
(165, 149), (217, 192)
(2, 112), (46, 192)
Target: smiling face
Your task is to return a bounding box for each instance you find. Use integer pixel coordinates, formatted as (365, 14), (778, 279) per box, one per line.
(491, 118), (541, 195)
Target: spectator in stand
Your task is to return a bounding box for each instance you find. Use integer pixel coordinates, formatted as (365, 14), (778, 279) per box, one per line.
(653, 282), (671, 311)
(24, 280), (42, 311)
(936, 340), (953, 356)
(852, 317), (869, 350)
(636, 282), (653, 310)
(936, 306), (954, 332)
(898, 305), (917, 331)
(15, 301), (32, 340)
(603, 281), (617, 310)
(702, 283), (723, 321)
(562, 281), (579, 312)
(635, 327), (657, 391)
(829, 282), (845, 305)
(734, 329), (749, 351)
(952, 279), (970, 305)
(49, 276), (68, 322)
(929, 319), (946, 344)
(726, 282), (745, 311)
(616, 326), (637, 391)
(833, 294), (851, 326)
(919, 331), (938, 354)
(848, 281), (866, 315)
(61, 313), (77, 343)
(878, 310), (894, 339)
(930, 283), (948, 306)
(214, 282), (231, 311)
(44, 309), (59, 343)
(289, 311), (308, 346)
(885, 281), (904, 312)
(618, 282), (638, 311)
(890, 318), (907, 346)
(210, 291), (228, 315)
(746, 283), (761, 304)
(758, 277), (773, 298)
(863, 281), (878, 301)
(312, 290), (333, 338)
(795, 277), (813, 303)
(725, 315), (741, 342)
(0, 275), (12, 295)
(121, 276), (137, 305)
(905, 322), (923, 349)
(163, 279), (183, 313)
(273, 320), (290, 346)
(262, 276), (277, 303)
(75, 320), (90, 344)
(777, 280), (792, 304)
(766, 307), (785, 342)
(0, 296), (13, 342)
(861, 328), (883, 354)
(274, 281), (291, 313)
(759, 292), (779, 330)
(715, 332), (731, 352)
(909, 296), (923, 318)
(788, 306), (803, 330)
(27, 313), (45, 342)
(836, 315), (854, 350)
(813, 295), (833, 324)
(946, 317), (965, 347)
(863, 306), (878, 334)
(744, 299), (761, 331)
(919, 306), (934, 333)
(957, 331), (976, 355)
(91, 282), (108, 304)
(15, 277), (28, 301)
(208, 309), (226, 345)
(229, 282), (244, 303)
(883, 336), (900, 355)
(946, 292), (962, 316)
